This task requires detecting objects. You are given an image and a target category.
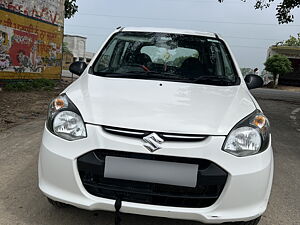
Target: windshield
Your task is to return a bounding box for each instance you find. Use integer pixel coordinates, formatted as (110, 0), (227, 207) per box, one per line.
(91, 31), (240, 86)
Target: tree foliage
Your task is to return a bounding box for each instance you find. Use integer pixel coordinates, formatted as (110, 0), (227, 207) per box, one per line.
(65, 0), (78, 19)
(282, 33), (300, 46)
(218, 0), (300, 24)
(265, 54), (293, 75)
(264, 55), (293, 87)
(264, 54), (293, 87)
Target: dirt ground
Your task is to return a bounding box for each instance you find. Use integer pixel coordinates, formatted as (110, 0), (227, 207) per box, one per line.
(0, 80), (71, 132)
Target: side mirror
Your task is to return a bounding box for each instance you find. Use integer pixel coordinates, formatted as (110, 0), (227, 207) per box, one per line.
(244, 74), (263, 90)
(69, 61), (87, 76)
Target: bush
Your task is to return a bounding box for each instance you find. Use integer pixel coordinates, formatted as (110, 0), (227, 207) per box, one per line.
(4, 79), (56, 91)
(264, 54), (293, 88)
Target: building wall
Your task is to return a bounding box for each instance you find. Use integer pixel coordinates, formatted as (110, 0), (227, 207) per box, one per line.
(63, 35), (95, 64)
(267, 46), (300, 59)
(0, 0), (64, 79)
(64, 35), (86, 61)
(85, 51), (95, 63)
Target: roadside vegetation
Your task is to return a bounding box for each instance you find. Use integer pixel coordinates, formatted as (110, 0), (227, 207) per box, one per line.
(0, 79), (71, 131)
(4, 79), (56, 91)
(277, 33), (300, 46)
(264, 54), (293, 88)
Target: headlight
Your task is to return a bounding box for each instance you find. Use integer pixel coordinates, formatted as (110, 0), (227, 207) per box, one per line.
(222, 110), (270, 157)
(47, 94), (87, 141)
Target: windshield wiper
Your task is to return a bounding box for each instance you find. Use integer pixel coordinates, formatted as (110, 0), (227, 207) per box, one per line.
(194, 76), (236, 86)
(111, 70), (187, 80)
(125, 70), (175, 77)
(93, 71), (123, 76)
(93, 70), (180, 81)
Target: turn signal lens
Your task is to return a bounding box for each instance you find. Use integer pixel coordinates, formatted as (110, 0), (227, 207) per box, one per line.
(54, 98), (66, 110)
(48, 95), (68, 118)
(251, 115), (266, 129)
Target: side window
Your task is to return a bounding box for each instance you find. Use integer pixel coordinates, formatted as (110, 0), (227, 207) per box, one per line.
(208, 44), (224, 76)
(110, 41), (126, 69)
(119, 42), (131, 64)
(94, 39), (118, 72)
(220, 45), (235, 79)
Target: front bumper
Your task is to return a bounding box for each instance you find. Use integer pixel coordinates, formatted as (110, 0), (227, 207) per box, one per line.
(38, 123), (273, 224)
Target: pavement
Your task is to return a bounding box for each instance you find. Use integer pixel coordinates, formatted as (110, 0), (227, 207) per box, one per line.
(0, 88), (299, 225)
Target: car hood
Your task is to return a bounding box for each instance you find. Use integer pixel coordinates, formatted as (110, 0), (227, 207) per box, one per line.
(65, 75), (256, 135)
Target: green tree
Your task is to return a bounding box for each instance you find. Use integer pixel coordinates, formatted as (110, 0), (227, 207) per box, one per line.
(65, 0), (78, 19)
(264, 54), (293, 87)
(282, 33), (300, 46)
(218, 0), (300, 24)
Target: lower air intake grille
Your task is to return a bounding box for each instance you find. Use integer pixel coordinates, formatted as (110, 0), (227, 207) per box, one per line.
(77, 150), (228, 208)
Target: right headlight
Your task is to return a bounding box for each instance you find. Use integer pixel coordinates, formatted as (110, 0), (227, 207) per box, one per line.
(47, 94), (87, 141)
(222, 110), (270, 157)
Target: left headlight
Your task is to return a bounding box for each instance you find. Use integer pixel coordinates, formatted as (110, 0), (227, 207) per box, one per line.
(47, 94), (87, 141)
(222, 110), (270, 157)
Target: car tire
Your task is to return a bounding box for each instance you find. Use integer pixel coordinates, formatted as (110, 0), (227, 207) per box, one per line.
(47, 197), (68, 208)
(231, 217), (261, 225)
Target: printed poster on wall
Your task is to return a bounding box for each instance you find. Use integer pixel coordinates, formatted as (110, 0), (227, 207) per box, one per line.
(0, 0), (64, 79)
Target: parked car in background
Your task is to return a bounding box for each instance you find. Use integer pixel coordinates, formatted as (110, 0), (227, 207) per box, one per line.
(39, 27), (273, 225)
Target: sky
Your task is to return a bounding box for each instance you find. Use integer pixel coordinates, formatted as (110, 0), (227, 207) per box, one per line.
(64, 0), (300, 71)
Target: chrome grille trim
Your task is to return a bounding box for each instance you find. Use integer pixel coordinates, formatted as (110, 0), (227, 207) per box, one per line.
(161, 134), (207, 140)
(102, 126), (208, 142)
(104, 127), (145, 136)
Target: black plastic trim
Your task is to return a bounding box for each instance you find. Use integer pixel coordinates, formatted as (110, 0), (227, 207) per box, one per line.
(77, 150), (228, 208)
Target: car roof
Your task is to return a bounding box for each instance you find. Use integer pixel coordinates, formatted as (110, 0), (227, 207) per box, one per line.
(121, 27), (217, 38)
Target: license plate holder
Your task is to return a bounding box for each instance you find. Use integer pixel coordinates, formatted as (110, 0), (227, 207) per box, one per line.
(104, 156), (198, 188)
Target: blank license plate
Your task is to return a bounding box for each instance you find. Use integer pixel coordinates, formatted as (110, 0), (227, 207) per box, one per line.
(104, 156), (198, 187)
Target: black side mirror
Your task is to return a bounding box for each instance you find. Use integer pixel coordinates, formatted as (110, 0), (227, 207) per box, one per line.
(244, 74), (263, 90)
(69, 61), (87, 76)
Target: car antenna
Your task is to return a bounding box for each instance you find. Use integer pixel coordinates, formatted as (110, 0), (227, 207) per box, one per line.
(116, 26), (124, 32)
(114, 197), (122, 225)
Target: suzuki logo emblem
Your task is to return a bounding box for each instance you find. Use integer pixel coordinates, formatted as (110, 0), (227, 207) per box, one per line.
(143, 133), (164, 152)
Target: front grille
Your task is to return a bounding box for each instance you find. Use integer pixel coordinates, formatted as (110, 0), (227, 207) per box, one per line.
(103, 126), (208, 142)
(77, 150), (228, 208)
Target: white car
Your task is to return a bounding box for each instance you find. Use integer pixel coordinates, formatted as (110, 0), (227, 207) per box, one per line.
(39, 27), (273, 225)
